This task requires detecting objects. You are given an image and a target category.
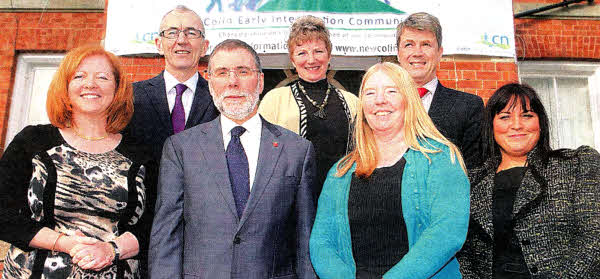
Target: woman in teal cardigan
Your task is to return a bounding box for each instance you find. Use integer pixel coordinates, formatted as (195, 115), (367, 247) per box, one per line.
(309, 62), (470, 279)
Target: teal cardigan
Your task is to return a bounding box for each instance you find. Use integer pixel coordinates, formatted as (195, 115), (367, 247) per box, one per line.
(309, 140), (470, 279)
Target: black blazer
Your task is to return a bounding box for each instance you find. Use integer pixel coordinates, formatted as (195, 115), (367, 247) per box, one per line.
(123, 71), (219, 162)
(428, 83), (484, 169)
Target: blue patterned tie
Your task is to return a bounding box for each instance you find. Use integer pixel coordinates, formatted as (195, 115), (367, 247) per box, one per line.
(171, 83), (187, 134)
(226, 126), (249, 217)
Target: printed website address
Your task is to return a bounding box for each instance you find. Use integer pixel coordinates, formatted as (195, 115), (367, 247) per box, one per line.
(249, 42), (398, 54)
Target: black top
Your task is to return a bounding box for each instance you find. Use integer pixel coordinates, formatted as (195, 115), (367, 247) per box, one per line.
(348, 158), (409, 279)
(298, 78), (350, 198)
(493, 167), (531, 279)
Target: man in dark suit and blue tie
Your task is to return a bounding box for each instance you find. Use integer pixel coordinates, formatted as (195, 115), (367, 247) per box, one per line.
(149, 39), (317, 279)
(397, 12), (484, 168)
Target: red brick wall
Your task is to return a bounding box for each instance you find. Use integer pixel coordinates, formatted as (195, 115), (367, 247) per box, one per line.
(515, 18), (600, 59)
(513, 0), (600, 59)
(120, 57), (209, 86)
(437, 60), (518, 103)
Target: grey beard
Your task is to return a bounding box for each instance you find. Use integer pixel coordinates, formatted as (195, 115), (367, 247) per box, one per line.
(213, 88), (260, 121)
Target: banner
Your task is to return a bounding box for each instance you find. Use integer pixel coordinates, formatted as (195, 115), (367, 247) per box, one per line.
(105, 0), (515, 57)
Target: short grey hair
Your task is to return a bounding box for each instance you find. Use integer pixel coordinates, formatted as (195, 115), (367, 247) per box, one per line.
(159, 5), (205, 32)
(396, 12), (442, 48)
(208, 39), (262, 72)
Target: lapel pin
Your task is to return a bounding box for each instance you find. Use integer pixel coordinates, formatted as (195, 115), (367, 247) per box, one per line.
(272, 142), (278, 147)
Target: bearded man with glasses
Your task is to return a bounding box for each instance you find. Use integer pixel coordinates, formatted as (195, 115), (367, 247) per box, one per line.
(149, 39), (317, 279)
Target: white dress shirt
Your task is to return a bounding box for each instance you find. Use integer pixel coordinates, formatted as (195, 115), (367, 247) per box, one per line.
(220, 113), (262, 190)
(164, 71), (198, 123)
(420, 77), (439, 113)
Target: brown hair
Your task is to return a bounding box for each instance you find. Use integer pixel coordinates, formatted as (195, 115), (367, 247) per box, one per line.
(396, 12), (443, 48)
(287, 15), (332, 56)
(337, 62), (465, 177)
(209, 39), (262, 72)
(46, 44), (133, 133)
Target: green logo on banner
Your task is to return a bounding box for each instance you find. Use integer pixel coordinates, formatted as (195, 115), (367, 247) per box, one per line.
(257, 0), (404, 13)
(479, 33), (510, 49)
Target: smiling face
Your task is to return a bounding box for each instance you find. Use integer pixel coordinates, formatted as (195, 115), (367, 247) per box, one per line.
(361, 70), (406, 138)
(208, 48), (264, 124)
(67, 55), (116, 117)
(156, 11), (209, 80)
(290, 39), (331, 83)
(396, 27), (443, 86)
(493, 98), (541, 161)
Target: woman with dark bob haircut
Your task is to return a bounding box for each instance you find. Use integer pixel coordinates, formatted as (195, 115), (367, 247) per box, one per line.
(458, 83), (600, 278)
(0, 44), (154, 278)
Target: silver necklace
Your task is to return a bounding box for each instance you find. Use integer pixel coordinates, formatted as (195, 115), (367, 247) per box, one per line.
(297, 81), (331, 119)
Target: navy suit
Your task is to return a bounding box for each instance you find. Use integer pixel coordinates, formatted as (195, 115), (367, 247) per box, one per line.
(149, 117), (317, 279)
(428, 83), (484, 169)
(124, 71), (219, 162)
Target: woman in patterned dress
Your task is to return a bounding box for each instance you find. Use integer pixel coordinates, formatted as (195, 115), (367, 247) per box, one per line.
(258, 15), (359, 201)
(0, 45), (153, 278)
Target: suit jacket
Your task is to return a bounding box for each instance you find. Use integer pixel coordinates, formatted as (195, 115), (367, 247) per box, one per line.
(122, 71), (218, 278)
(149, 116), (318, 279)
(428, 83), (483, 169)
(457, 146), (600, 278)
(123, 71), (219, 162)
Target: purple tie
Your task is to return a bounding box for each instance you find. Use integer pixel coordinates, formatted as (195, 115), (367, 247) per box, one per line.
(172, 83), (187, 134)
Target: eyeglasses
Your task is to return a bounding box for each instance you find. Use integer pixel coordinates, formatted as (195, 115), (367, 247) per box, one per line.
(207, 67), (261, 79)
(159, 28), (204, 39)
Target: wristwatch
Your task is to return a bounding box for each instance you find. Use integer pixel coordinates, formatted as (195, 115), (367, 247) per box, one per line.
(108, 241), (120, 263)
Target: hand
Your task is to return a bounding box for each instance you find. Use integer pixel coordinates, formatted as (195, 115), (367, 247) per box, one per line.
(70, 241), (115, 271)
(54, 230), (98, 254)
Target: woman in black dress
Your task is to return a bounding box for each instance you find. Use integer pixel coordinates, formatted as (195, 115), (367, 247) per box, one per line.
(458, 83), (600, 278)
(0, 45), (153, 278)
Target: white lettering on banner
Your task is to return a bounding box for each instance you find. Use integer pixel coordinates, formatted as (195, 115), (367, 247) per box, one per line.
(104, 0), (515, 58)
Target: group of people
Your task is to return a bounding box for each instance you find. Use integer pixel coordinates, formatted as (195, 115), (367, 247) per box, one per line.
(0, 5), (598, 279)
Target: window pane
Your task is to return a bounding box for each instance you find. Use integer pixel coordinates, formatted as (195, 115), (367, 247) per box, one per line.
(522, 76), (595, 149)
(555, 77), (595, 149)
(27, 67), (54, 125)
(521, 77), (560, 148)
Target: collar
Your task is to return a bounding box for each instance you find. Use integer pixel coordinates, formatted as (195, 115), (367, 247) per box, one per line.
(164, 71), (198, 94)
(421, 77), (438, 96)
(220, 113), (262, 137)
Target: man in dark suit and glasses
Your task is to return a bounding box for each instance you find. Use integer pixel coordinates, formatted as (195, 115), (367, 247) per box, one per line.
(122, 5), (219, 277)
(123, 5), (218, 162)
(396, 12), (484, 168)
(149, 39), (317, 279)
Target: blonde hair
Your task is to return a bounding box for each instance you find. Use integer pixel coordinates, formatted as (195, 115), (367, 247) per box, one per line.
(287, 15), (332, 56)
(337, 62), (466, 177)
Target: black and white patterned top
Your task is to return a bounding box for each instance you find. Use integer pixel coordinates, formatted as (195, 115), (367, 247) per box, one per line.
(0, 125), (154, 279)
(458, 146), (600, 279)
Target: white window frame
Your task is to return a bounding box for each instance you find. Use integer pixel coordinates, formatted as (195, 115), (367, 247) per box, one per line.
(518, 61), (600, 149)
(5, 53), (64, 148)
